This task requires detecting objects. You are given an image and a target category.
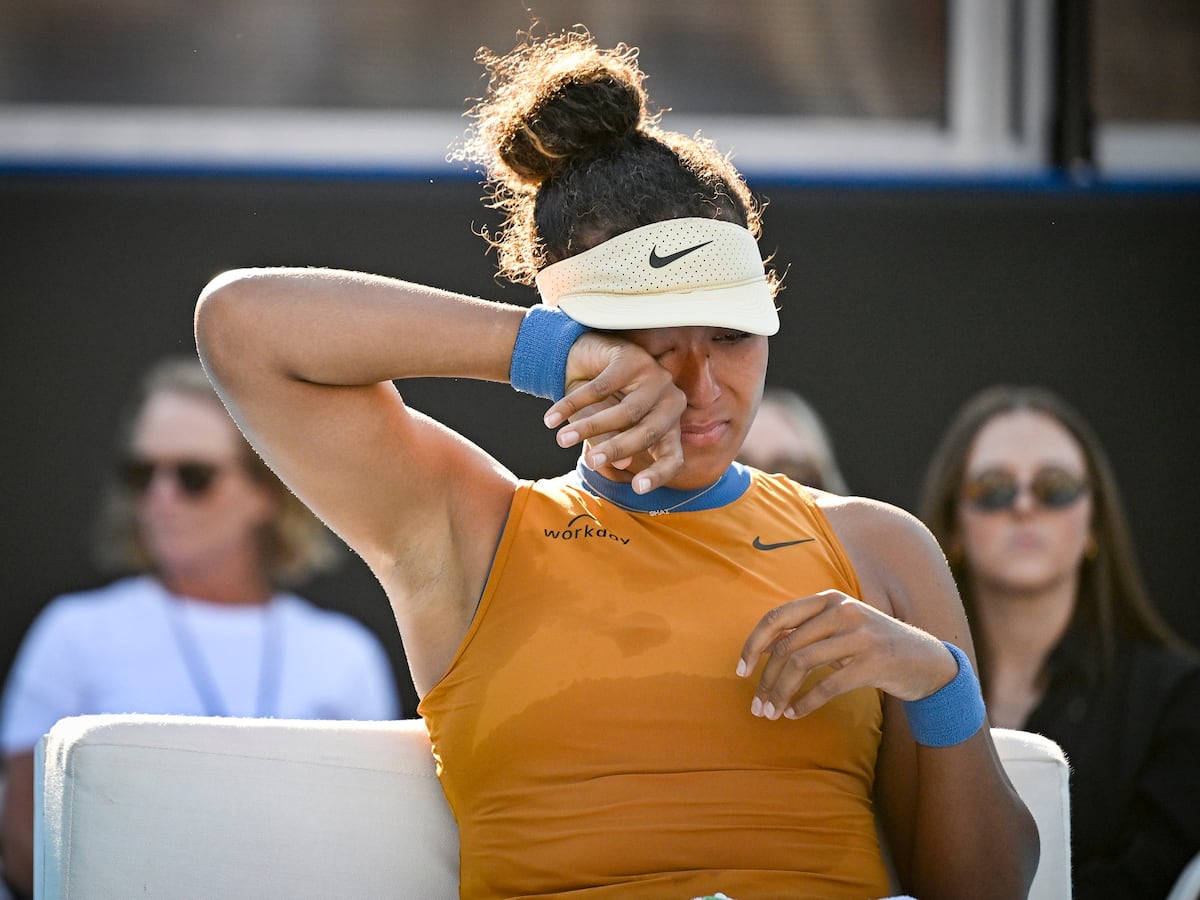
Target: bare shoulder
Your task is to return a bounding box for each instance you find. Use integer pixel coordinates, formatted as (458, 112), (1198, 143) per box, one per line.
(816, 492), (941, 565)
(815, 492), (970, 642)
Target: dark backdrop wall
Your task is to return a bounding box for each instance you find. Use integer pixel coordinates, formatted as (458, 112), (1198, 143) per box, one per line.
(2, 173), (1197, 717)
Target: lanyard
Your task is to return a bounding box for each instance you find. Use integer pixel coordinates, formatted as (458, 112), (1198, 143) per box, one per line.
(164, 596), (283, 718)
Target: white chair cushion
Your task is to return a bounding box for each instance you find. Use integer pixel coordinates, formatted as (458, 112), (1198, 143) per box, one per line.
(35, 715), (458, 900)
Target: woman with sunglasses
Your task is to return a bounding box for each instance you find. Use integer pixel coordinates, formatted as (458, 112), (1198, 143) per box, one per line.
(0, 356), (399, 899)
(918, 384), (1200, 900)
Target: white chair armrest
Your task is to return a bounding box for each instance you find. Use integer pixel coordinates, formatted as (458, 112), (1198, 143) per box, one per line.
(1167, 850), (1200, 900)
(36, 714), (458, 900)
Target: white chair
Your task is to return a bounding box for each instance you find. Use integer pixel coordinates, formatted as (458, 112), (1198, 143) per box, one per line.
(1167, 850), (1200, 900)
(36, 716), (459, 899)
(35, 715), (1070, 900)
(989, 727), (1072, 900)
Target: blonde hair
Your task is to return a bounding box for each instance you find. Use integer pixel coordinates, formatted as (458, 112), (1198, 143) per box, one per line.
(751, 387), (849, 495)
(92, 356), (339, 586)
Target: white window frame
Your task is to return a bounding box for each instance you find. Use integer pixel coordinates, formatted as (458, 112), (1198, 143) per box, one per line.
(1096, 124), (1200, 178)
(1, 0), (1190, 180)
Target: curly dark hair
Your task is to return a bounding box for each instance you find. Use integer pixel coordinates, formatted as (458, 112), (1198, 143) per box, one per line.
(454, 28), (770, 286)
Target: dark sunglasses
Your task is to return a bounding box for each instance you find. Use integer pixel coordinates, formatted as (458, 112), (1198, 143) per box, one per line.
(962, 467), (1089, 513)
(119, 458), (227, 499)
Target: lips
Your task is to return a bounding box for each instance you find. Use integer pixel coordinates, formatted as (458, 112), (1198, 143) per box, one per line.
(680, 419), (728, 448)
(1006, 530), (1048, 553)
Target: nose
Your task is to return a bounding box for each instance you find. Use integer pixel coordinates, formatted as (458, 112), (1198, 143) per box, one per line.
(1010, 484), (1039, 517)
(140, 468), (185, 503)
(674, 348), (721, 407)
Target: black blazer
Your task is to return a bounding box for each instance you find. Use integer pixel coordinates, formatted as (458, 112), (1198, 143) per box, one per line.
(1026, 631), (1200, 900)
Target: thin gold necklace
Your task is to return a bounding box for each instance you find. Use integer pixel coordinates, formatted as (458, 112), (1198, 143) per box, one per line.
(578, 466), (724, 516)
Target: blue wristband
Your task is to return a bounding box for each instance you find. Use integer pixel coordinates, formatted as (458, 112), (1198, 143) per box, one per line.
(902, 642), (986, 748)
(509, 305), (589, 401)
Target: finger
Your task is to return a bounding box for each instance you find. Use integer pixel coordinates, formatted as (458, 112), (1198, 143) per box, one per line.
(550, 395), (621, 448)
(783, 657), (872, 719)
(552, 386), (651, 451)
(753, 631), (863, 720)
(584, 424), (683, 491)
(577, 373), (679, 436)
(621, 435), (684, 494)
(583, 419), (664, 473)
(582, 432), (621, 462)
(754, 607), (845, 701)
(544, 369), (625, 432)
(579, 392), (685, 470)
(736, 592), (841, 678)
(551, 330), (680, 438)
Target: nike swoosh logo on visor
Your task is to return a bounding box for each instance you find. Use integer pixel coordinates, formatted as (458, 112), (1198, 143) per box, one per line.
(752, 536), (816, 551)
(649, 240), (714, 268)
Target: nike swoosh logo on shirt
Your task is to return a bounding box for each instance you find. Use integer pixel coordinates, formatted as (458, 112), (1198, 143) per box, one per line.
(752, 536), (816, 551)
(649, 240), (714, 268)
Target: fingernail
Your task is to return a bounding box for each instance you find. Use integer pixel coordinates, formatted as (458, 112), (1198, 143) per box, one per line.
(590, 452), (607, 468)
(633, 476), (651, 494)
(558, 429), (579, 447)
(784, 708), (798, 719)
(544, 411), (562, 428)
(763, 702), (777, 720)
(736, 659), (747, 678)
(750, 697), (763, 717)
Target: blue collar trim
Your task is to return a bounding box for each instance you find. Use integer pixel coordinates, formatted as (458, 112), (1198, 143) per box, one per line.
(570, 457), (751, 514)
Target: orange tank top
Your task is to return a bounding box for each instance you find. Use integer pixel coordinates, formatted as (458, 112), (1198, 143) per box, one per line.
(419, 469), (889, 899)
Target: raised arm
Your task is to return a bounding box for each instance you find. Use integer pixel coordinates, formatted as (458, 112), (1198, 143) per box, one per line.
(195, 268), (524, 690)
(739, 498), (1039, 899)
(195, 267), (684, 692)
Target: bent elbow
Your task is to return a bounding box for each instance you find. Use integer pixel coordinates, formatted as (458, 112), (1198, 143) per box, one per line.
(194, 268), (263, 374)
(983, 797), (1041, 900)
(195, 268), (253, 340)
(1016, 796), (1042, 897)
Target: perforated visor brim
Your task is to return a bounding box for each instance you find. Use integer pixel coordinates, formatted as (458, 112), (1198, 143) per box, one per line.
(535, 218), (780, 335)
(555, 278), (780, 335)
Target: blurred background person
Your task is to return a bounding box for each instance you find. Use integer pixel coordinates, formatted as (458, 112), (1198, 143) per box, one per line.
(918, 384), (1200, 900)
(0, 356), (399, 899)
(737, 385), (849, 493)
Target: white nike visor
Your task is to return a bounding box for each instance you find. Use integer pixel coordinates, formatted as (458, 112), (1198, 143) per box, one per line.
(534, 217), (780, 336)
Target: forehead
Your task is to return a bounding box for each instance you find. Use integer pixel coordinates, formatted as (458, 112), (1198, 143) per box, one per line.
(966, 410), (1085, 473)
(130, 390), (241, 460)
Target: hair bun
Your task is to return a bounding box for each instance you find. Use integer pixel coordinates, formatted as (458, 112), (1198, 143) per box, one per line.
(507, 72), (644, 183)
(456, 28), (763, 286)
(463, 31), (651, 189)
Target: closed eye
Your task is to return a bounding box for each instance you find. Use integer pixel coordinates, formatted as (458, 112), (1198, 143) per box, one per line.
(715, 330), (752, 343)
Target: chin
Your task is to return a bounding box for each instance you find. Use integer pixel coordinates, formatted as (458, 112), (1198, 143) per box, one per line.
(670, 454), (734, 490)
(983, 567), (1077, 597)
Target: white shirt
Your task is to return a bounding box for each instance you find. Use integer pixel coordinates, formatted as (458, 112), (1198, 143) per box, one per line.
(1, 576), (400, 753)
